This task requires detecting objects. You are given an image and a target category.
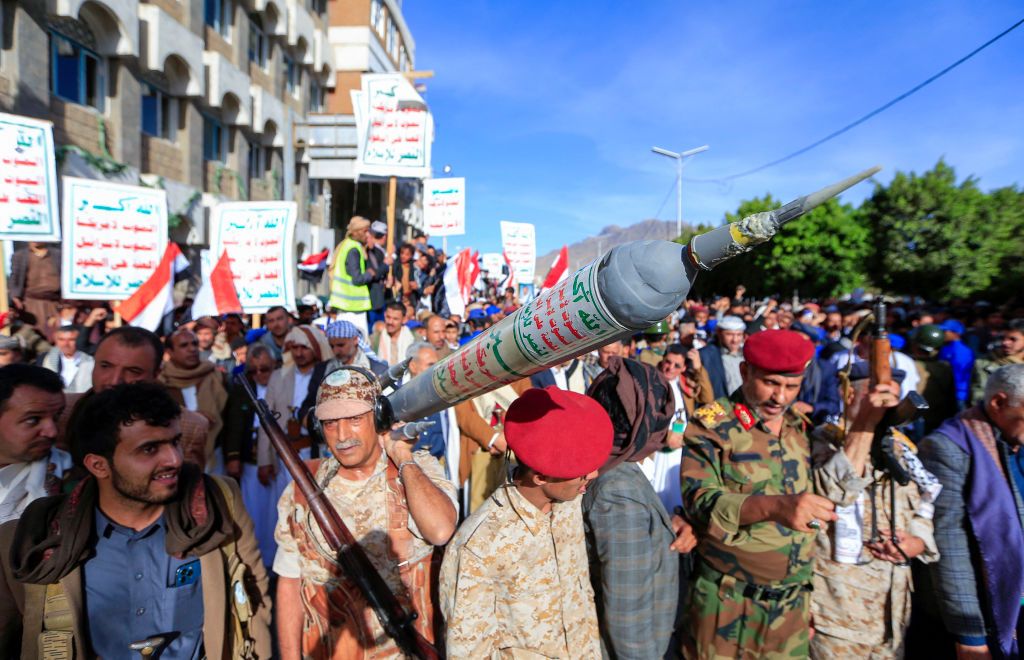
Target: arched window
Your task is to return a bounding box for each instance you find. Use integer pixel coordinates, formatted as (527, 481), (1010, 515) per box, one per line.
(49, 29), (105, 111)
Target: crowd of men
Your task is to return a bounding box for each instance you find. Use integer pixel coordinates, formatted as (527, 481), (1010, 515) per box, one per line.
(0, 225), (1022, 659)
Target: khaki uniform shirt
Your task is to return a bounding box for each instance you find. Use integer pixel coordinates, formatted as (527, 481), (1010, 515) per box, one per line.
(810, 427), (939, 651)
(273, 452), (457, 653)
(440, 485), (602, 659)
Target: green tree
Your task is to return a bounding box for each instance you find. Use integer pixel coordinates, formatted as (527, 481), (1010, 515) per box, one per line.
(861, 159), (1020, 299)
(676, 194), (868, 299)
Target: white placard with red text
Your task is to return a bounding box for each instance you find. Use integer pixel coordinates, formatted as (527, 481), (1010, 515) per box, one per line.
(0, 113), (60, 241)
(500, 221), (536, 284)
(351, 73), (433, 180)
(423, 177), (465, 236)
(209, 201), (297, 313)
(61, 177), (168, 300)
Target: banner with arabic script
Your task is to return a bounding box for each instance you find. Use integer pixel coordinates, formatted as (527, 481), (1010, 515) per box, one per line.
(209, 201), (297, 313)
(352, 73), (433, 179)
(499, 220), (536, 284)
(423, 177), (466, 236)
(0, 113), (60, 241)
(61, 177), (168, 300)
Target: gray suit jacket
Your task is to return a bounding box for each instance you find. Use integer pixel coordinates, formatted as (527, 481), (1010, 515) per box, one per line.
(582, 462), (679, 659)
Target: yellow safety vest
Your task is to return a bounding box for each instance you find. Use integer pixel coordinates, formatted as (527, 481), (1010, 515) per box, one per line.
(328, 237), (372, 312)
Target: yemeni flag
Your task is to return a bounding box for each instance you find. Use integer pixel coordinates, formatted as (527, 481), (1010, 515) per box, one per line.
(499, 250), (518, 292)
(118, 242), (190, 331)
(443, 249), (481, 318)
(298, 248), (330, 283)
(191, 250), (242, 318)
(540, 245), (569, 292)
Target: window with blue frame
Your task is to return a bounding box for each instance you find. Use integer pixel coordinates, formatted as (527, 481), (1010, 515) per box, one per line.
(203, 115), (226, 162)
(142, 85), (176, 140)
(308, 79), (324, 113)
(284, 52), (299, 96)
(248, 16), (268, 69)
(205, 0), (231, 37)
(50, 32), (104, 110)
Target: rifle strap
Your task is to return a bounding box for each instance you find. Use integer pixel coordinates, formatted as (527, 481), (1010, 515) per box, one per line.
(211, 477), (259, 660)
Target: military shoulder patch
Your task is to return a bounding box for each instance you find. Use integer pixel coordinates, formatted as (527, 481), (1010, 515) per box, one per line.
(734, 403), (755, 431)
(694, 401), (730, 429)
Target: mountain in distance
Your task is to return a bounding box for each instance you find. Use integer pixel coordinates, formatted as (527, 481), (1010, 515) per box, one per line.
(535, 219), (686, 279)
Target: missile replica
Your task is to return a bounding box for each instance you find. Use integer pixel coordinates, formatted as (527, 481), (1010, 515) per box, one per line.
(388, 166), (881, 422)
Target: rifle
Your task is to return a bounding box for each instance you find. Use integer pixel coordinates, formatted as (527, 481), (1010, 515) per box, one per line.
(865, 299), (929, 562)
(234, 374), (442, 660)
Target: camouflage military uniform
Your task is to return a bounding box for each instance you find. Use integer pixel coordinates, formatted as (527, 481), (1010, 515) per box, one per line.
(809, 426), (939, 659)
(681, 394), (815, 659)
(439, 484), (602, 659)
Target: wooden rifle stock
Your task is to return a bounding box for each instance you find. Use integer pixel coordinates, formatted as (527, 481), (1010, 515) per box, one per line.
(234, 375), (441, 660)
(870, 300), (892, 387)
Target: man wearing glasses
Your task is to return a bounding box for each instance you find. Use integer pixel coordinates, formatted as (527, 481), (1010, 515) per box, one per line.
(220, 343), (279, 567)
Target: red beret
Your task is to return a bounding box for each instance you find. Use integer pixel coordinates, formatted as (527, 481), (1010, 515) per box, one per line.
(743, 329), (815, 375)
(505, 387), (613, 479)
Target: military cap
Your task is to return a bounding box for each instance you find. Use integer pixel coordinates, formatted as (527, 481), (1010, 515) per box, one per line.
(743, 329), (814, 375)
(315, 368), (378, 420)
(504, 386), (613, 479)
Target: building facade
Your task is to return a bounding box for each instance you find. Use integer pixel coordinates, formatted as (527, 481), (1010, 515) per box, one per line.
(301, 0), (427, 243)
(0, 0), (339, 298)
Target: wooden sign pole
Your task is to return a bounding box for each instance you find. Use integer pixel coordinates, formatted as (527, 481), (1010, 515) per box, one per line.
(386, 175), (397, 254)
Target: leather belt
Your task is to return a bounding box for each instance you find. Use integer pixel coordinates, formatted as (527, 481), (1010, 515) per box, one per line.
(697, 559), (811, 603)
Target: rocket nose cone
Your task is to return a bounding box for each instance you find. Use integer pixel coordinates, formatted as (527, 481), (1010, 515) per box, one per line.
(597, 240), (695, 329)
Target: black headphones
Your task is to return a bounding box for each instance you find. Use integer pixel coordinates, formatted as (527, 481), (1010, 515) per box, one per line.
(311, 365), (395, 438)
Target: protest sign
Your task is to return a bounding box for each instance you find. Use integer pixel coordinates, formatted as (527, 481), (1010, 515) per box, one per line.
(351, 73), (433, 179)
(423, 177), (465, 236)
(61, 177), (168, 300)
(0, 113), (60, 241)
(499, 221), (536, 284)
(480, 252), (504, 279)
(209, 201), (297, 312)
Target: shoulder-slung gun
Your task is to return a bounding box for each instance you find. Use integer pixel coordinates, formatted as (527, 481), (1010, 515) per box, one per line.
(234, 374), (441, 660)
(867, 299), (929, 561)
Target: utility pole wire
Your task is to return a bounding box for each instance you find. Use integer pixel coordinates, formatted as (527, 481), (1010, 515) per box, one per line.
(685, 17), (1024, 183)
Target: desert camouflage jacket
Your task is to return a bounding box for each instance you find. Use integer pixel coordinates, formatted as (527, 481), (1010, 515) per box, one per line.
(439, 485), (602, 659)
(681, 393), (815, 586)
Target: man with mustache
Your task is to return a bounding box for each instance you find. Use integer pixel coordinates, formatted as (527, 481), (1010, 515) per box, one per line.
(440, 387), (613, 658)
(681, 329), (836, 659)
(0, 365), (69, 524)
(0, 382), (271, 658)
(273, 368), (457, 659)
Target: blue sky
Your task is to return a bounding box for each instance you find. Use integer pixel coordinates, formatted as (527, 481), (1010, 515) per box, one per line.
(404, 1), (1024, 257)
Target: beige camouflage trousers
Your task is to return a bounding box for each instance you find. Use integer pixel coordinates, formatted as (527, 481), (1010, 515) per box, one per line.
(684, 570), (810, 659)
(810, 631), (902, 659)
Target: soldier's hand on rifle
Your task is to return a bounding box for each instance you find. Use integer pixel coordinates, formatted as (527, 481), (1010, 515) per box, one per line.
(866, 529), (925, 563)
(849, 382), (901, 430)
(770, 493), (837, 533)
(669, 514), (697, 553)
(258, 463), (276, 486)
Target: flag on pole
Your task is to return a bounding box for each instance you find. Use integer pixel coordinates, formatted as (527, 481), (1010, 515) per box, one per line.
(499, 250), (518, 292)
(118, 242), (190, 331)
(443, 248), (481, 319)
(540, 245), (569, 292)
(297, 248), (330, 283)
(191, 250), (242, 318)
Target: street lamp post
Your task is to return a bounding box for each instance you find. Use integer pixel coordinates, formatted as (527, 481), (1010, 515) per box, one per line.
(651, 144), (709, 238)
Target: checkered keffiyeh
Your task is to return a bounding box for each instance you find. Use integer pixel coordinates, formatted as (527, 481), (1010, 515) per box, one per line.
(325, 320), (361, 339)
